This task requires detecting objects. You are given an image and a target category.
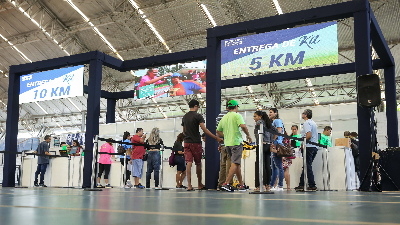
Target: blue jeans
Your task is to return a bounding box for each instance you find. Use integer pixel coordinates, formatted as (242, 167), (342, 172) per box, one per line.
(146, 151), (161, 188)
(34, 163), (48, 185)
(270, 153), (284, 187)
(299, 147), (318, 187)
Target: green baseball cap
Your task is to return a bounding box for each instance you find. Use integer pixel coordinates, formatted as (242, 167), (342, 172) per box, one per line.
(227, 100), (239, 107)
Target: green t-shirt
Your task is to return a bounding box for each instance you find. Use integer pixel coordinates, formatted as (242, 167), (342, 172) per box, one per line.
(217, 112), (245, 147)
(292, 134), (301, 147)
(320, 134), (332, 147)
(62, 145), (67, 150)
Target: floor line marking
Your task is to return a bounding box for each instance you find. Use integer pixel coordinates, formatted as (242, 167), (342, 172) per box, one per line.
(0, 205), (399, 225)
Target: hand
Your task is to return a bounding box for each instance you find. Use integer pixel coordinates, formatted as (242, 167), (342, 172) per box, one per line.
(246, 135), (252, 143)
(216, 137), (224, 144)
(143, 134), (146, 138)
(163, 73), (173, 78)
(218, 144), (221, 152)
(270, 143), (276, 153)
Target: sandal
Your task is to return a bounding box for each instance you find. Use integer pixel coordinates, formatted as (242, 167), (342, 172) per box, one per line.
(187, 188), (195, 191)
(198, 186), (208, 190)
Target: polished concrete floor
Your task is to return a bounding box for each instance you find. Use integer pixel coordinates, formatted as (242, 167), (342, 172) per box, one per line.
(0, 187), (400, 225)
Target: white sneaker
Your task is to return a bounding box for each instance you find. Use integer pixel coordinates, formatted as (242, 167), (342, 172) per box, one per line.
(277, 187), (284, 191)
(127, 180), (133, 188)
(270, 187), (277, 191)
(124, 184), (130, 188)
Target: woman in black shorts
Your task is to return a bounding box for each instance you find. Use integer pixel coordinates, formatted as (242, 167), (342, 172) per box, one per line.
(174, 133), (186, 189)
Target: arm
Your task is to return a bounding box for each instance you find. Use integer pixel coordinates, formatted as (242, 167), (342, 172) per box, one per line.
(127, 148), (132, 158)
(198, 87), (206, 93)
(239, 124), (252, 143)
(306, 131), (312, 141)
(216, 130), (224, 138)
(139, 135), (146, 144)
(200, 123), (223, 143)
(143, 74), (171, 86)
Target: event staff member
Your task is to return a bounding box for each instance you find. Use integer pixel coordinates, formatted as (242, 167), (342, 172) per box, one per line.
(131, 128), (146, 189)
(295, 109), (318, 191)
(320, 126), (332, 147)
(97, 139), (116, 188)
(137, 68), (172, 90)
(170, 73), (206, 96)
(216, 104), (231, 191)
(217, 100), (252, 192)
(181, 99), (222, 191)
(34, 135), (52, 187)
(291, 125), (301, 148)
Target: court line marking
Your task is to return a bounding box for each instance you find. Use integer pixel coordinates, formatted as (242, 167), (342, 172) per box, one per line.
(0, 204), (399, 225)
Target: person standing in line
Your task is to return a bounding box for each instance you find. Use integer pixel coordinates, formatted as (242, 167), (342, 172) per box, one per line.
(131, 128), (146, 189)
(34, 135), (52, 187)
(145, 127), (163, 189)
(173, 133), (186, 189)
(217, 100), (252, 192)
(295, 109), (319, 191)
(253, 111), (276, 191)
(269, 108), (284, 191)
(182, 99), (223, 191)
(216, 104), (232, 191)
(97, 139), (116, 188)
(320, 126), (332, 147)
(350, 132), (360, 179)
(121, 131), (133, 188)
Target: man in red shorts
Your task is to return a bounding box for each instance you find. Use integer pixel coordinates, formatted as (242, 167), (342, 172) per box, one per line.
(182, 99), (222, 191)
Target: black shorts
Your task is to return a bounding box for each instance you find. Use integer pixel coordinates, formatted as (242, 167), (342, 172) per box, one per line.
(174, 155), (186, 172)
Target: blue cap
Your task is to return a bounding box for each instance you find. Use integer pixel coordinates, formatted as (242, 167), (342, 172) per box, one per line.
(172, 72), (182, 77)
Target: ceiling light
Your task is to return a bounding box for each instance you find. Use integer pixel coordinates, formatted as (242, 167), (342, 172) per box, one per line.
(200, 4), (217, 27)
(128, 0), (171, 52)
(35, 102), (48, 114)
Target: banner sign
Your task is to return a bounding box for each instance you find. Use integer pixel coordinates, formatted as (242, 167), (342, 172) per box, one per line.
(19, 65), (84, 104)
(221, 22), (338, 77)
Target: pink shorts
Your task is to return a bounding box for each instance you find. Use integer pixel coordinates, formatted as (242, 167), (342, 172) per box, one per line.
(184, 143), (203, 165)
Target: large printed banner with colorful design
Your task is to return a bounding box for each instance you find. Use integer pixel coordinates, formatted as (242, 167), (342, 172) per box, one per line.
(19, 65), (84, 104)
(221, 22), (338, 77)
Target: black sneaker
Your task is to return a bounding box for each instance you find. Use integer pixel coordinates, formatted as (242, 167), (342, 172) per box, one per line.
(39, 184), (47, 187)
(97, 184), (104, 188)
(238, 185), (247, 192)
(294, 186), (304, 190)
(105, 184), (112, 188)
(308, 186), (317, 191)
(34, 183), (39, 187)
(221, 184), (234, 192)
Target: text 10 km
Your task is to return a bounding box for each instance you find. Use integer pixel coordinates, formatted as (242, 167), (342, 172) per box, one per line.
(33, 86), (71, 99)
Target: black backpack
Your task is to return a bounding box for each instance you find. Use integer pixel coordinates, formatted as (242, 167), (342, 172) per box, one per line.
(117, 145), (126, 154)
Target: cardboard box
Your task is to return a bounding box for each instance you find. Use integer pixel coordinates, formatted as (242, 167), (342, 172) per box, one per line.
(335, 138), (351, 147)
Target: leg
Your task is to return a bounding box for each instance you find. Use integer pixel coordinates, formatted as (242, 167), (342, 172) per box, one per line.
(39, 164), (47, 185)
(218, 147), (227, 187)
(284, 167), (291, 190)
(226, 152), (232, 184)
(270, 155), (278, 187)
(146, 154), (154, 188)
(132, 159), (140, 185)
(255, 148), (260, 188)
(235, 164), (243, 186)
(225, 163), (238, 184)
(275, 157), (284, 188)
(176, 171), (181, 186)
(306, 148), (318, 187)
(34, 164), (41, 185)
(264, 146), (272, 186)
(97, 163), (104, 184)
(196, 164), (202, 188)
(154, 153), (160, 187)
(180, 170), (186, 185)
(187, 162), (193, 189)
(104, 164), (111, 184)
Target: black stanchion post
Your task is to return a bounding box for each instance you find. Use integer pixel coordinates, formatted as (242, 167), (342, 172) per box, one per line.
(303, 137), (308, 192)
(84, 135), (102, 191)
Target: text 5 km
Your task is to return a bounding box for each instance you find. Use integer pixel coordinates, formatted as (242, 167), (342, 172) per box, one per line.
(249, 51), (305, 70)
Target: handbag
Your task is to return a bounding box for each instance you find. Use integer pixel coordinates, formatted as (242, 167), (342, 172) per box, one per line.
(117, 145), (126, 154)
(142, 152), (148, 161)
(169, 152), (176, 167)
(276, 143), (294, 158)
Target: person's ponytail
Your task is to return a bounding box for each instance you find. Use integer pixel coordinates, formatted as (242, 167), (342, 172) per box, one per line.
(262, 111), (272, 129)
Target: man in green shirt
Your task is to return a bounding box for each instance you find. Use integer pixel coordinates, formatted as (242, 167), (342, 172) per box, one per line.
(319, 126), (332, 147)
(217, 100), (252, 192)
